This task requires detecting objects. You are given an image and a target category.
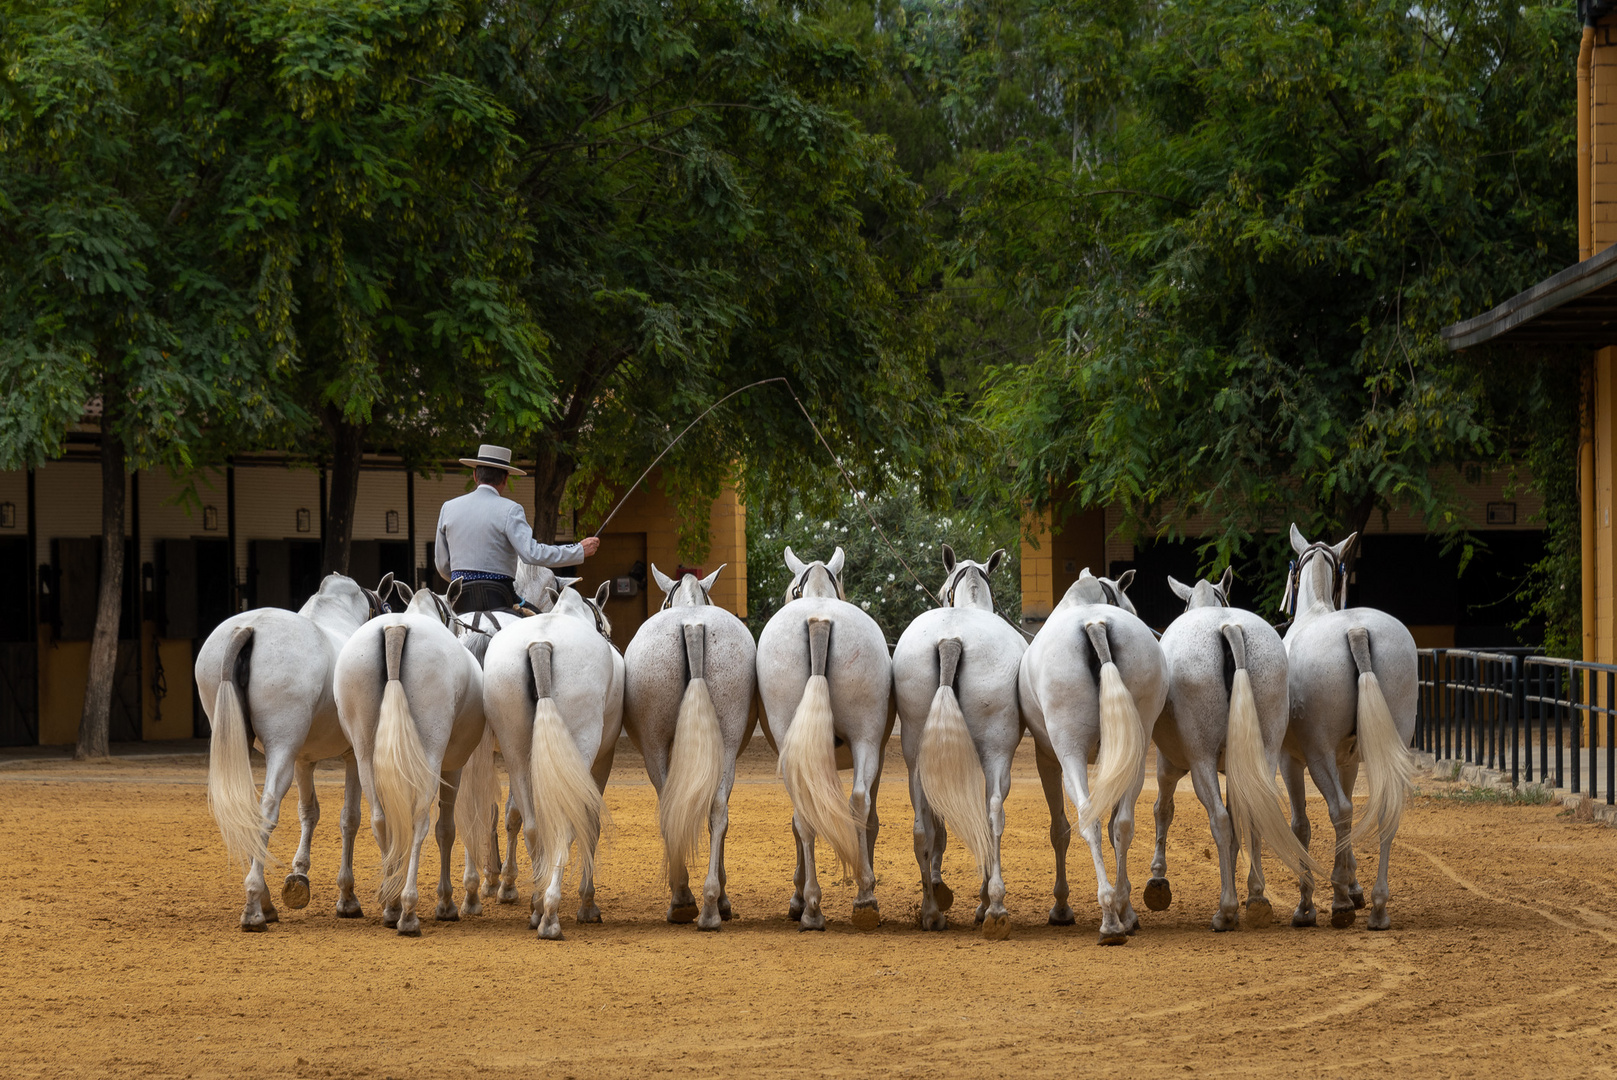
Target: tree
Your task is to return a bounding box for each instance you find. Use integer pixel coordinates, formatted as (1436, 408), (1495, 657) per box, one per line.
(0, 1), (282, 756)
(973, 0), (1579, 603)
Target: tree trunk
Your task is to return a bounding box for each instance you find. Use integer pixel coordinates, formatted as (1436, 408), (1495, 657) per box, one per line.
(1341, 491), (1377, 575)
(531, 438), (576, 544)
(321, 407), (366, 577)
(77, 396), (125, 761)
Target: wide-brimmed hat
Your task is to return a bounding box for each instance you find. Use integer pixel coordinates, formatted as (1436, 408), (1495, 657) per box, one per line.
(458, 444), (527, 476)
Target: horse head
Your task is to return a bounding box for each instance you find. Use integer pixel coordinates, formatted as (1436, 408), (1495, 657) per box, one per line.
(392, 579), (465, 632)
(1283, 524), (1356, 616)
(937, 543), (1005, 611)
(783, 546), (845, 602)
(1167, 567), (1233, 612)
(302, 573), (376, 632)
(552, 578), (614, 642)
(515, 563), (559, 613)
(652, 563), (725, 610)
(1061, 568), (1138, 616)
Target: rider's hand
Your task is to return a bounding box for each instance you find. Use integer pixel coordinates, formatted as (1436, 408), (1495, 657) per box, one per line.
(580, 536), (601, 557)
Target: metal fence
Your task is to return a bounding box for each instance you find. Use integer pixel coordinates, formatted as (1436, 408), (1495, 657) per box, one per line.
(1416, 648), (1617, 804)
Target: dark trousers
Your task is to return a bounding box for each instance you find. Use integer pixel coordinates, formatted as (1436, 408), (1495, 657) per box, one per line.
(452, 578), (518, 614)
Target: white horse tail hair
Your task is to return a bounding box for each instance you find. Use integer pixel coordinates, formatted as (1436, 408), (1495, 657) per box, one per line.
(207, 626), (270, 869)
(659, 621), (724, 876)
(373, 624), (439, 906)
(917, 637), (995, 876)
(1219, 624), (1322, 884)
(777, 616), (862, 873)
(1081, 618), (1146, 832)
(525, 640), (607, 887)
(456, 724), (500, 886)
(1346, 627), (1416, 851)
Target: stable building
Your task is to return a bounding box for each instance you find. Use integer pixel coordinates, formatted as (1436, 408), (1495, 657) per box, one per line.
(0, 448), (746, 747)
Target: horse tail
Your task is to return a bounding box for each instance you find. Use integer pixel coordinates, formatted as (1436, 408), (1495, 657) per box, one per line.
(1346, 627), (1416, 850)
(456, 723), (500, 886)
(373, 624), (439, 907)
(917, 637), (994, 876)
(1219, 624), (1322, 884)
(525, 641), (607, 887)
(659, 621), (724, 876)
(206, 626), (270, 869)
(777, 616), (862, 873)
(1081, 619), (1147, 832)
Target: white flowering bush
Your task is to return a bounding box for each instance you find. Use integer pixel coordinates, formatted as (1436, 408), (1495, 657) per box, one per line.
(747, 482), (1021, 641)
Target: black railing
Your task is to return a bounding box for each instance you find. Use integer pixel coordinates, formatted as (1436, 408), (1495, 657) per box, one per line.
(1416, 648), (1617, 805)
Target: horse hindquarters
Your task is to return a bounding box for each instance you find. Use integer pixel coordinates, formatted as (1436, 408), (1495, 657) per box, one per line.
(371, 625), (439, 933)
(207, 626), (269, 873)
(1082, 620), (1147, 832)
(525, 641), (607, 941)
(659, 621), (723, 891)
(777, 617), (862, 874)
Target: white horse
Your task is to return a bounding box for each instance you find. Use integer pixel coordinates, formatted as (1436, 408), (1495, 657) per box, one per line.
(893, 545), (1024, 939)
(1019, 568), (1167, 944)
(623, 564), (757, 930)
(1148, 570), (1320, 931)
(482, 581), (624, 939)
(197, 572), (392, 931)
(1281, 525), (1417, 931)
(332, 580), (498, 936)
(756, 547), (892, 931)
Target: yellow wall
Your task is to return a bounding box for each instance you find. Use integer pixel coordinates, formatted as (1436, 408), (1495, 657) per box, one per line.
(1020, 505), (1106, 626)
(35, 625), (195, 746)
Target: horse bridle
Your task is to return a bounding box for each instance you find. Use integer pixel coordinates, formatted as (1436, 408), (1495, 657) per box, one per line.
(944, 564), (991, 607)
(661, 576), (712, 611)
(1283, 542), (1347, 617)
(361, 587), (391, 620)
(789, 564), (841, 600)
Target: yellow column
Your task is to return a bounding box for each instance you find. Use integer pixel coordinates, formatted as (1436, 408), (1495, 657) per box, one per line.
(1020, 507), (1055, 627)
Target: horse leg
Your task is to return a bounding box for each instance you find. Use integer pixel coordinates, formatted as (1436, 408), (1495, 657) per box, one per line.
(979, 753), (1012, 941)
(460, 774), (485, 918)
(498, 790), (522, 904)
(930, 819), (952, 912)
(335, 753), (365, 919)
(1339, 758), (1366, 909)
(435, 772), (461, 921)
(1035, 744), (1074, 925)
(282, 758), (317, 910)
(481, 804), (502, 898)
(1110, 768), (1144, 934)
(393, 786), (435, 937)
(1367, 830), (1395, 930)
(1188, 761), (1239, 931)
(1306, 754), (1358, 928)
(698, 760), (737, 931)
(795, 815), (826, 931)
(1244, 821), (1273, 927)
(848, 741), (881, 931)
(1280, 754), (1316, 927)
(241, 746), (296, 931)
(909, 764), (946, 931)
(576, 813), (602, 925)
(788, 817), (807, 921)
(646, 735), (695, 923)
(1059, 748), (1126, 944)
(1146, 755), (1184, 912)
(538, 854), (566, 941)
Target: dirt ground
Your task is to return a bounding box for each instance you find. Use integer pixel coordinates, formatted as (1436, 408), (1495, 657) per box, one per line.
(3, 738), (1616, 1080)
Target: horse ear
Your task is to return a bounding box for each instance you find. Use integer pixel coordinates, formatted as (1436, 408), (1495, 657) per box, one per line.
(651, 563), (677, 594)
(826, 547), (846, 576)
(594, 580), (612, 608)
(1290, 523), (1309, 555)
(783, 546), (807, 575)
(698, 564), (725, 593)
(376, 572), (395, 601)
(556, 576), (581, 590)
(1218, 565), (1234, 597)
(1077, 566), (1093, 580)
(1333, 532), (1359, 562)
(445, 579), (463, 605)
(394, 581), (415, 605)
(1115, 569), (1135, 592)
(985, 548), (1006, 575)
(1168, 575), (1193, 601)
(543, 585), (559, 606)
(941, 543), (956, 574)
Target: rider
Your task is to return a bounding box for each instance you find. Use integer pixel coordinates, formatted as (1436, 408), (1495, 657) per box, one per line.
(432, 444), (601, 614)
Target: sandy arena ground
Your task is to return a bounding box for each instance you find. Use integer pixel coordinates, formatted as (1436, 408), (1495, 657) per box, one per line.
(3, 737), (1616, 1079)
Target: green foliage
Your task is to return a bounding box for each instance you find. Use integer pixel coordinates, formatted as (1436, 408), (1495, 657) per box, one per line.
(747, 476), (1021, 641)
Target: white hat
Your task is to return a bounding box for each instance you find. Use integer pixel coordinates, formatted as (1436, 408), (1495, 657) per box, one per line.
(458, 444), (527, 476)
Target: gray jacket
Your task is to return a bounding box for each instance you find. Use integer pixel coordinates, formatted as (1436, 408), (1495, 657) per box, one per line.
(433, 484), (585, 578)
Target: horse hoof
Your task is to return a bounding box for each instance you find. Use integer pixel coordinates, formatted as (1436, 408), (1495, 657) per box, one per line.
(1367, 907), (1391, 931)
(697, 920), (722, 933)
(981, 913), (1011, 941)
(497, 886), (519, 904)
(435, 909), (460, 923)
(1211, 916), (1237, 932)
(788, 898), (805, 921)
(918, 910), (947, 931)
(577, 905), (602, 925)
(1350, 888), (1366, 910)
(538, 923), (564, 941)
(933, 882), (954, 911)
(973, 905), (987, 926)
(1291, 908), (1317, 928)
(460, 899), (483, 918)
(398, 926), (421, 938)
(1246, 897), (1274, 928)
(282, 874), (311, 910)
(667, 903), (699, 924)
(1330, 906), (1356, 929)
(1047, 905), (1076, 926)
(851, 901), (880, 931)
(336, 903), (364, 920)
(718, 902), (734, 921)
(1096, 931), (1129, 946)
(241, 918), (267, 933)
(1143, 877), (1172, 912)
(799, 914), (826, 932)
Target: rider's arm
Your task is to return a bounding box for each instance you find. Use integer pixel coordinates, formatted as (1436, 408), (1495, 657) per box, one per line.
(504, 501), (586, 567)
